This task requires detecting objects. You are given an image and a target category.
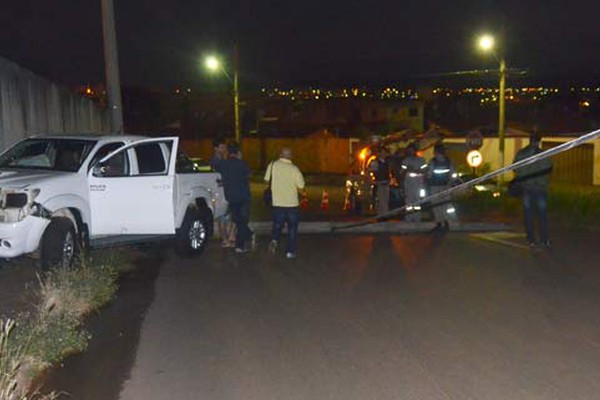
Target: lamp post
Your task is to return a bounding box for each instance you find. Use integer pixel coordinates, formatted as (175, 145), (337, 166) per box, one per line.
(100, 0), (124, 133)
(478, 34), (506, 172)
(204, 48), (241, 143)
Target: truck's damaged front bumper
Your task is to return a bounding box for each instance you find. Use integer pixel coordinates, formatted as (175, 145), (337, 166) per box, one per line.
(0, 215), (50, 259)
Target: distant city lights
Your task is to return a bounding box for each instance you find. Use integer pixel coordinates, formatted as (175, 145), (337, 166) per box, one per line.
(167, 83), (600, 108)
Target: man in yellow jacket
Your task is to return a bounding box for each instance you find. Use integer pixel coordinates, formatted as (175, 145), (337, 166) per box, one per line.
(264, 147), (305, 259)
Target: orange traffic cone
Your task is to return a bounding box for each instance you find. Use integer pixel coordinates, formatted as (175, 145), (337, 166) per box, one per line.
(321, 190), (330, 211)
(300, 191), (309, 210)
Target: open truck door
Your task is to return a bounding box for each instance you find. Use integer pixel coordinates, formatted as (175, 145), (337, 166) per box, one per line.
(88, 137), (178, 236)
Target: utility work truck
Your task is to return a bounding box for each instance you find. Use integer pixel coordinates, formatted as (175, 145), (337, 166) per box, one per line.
(0, 135), (227, 269)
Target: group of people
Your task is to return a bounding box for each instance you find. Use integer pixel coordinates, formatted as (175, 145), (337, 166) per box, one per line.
(369, 133), (553, 244)
(210, 131), (552, 255)
(211, 139), (305, 258)
(369, 142), (457, 232)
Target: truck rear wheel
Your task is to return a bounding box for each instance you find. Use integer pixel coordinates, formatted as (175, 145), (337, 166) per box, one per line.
(40, 217), (79, 271)
(175, 207), (212, 258)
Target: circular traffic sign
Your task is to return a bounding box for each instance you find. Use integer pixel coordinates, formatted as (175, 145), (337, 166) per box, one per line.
(466, 150), (483, 168)
(466, 132), (484, 150)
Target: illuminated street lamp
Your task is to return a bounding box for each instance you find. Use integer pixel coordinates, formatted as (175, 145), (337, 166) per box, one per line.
(478, 35), (495, 52)
(204, 56), (221, 72)
(203, 50), (241, 143)
(477, 33), (507, 173)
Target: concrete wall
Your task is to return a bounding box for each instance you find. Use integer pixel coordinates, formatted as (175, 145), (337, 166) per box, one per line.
(0, 56), (109, 150)
(182, 135), (600, 184)
(181, 137), (355, 174)
(442, 136), (599, 185)
(594, 139), (600, 186)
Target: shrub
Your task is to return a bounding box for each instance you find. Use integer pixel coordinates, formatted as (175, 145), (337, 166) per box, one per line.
(39, 258), (118, 318)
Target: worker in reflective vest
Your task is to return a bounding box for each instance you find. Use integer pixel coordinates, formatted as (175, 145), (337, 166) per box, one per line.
(427, 144), (457, 232)
(400, 143), (427, 222)
(369, 147), (391, 215)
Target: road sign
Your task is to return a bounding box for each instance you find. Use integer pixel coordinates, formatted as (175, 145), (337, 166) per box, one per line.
(466, 150), (483, 168)
(466, 132), (484, 150)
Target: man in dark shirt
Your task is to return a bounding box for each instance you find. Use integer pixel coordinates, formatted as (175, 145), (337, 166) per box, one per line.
(215, 143), (254, 253)
(210, 138), (227, 170)
(513, 133), (553, 247)
(210, 137), (235, 247)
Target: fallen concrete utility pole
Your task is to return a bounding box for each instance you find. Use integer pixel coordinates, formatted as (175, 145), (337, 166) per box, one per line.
(333, 127), (600, 232)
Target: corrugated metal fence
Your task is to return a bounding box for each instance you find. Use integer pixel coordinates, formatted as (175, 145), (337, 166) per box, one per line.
(0, 57), (109, 150)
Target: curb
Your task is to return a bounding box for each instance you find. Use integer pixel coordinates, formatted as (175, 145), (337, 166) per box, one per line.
(470, 232), (530, 250)
(248, 221), (511, 235)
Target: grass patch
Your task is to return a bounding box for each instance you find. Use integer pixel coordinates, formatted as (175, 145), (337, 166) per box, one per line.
(0, 320), (58, 400)
(455, 183), (600, 228)
(548, 185), (600, 228)
(0, 251), (130, 397)
(39, 258), (118, 319)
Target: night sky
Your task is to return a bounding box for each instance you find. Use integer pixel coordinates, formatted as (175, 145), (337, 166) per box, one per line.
(2, 0), (600, 89)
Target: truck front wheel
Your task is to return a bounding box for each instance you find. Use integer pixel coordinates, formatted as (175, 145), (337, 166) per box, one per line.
(175, 207), (212, 258)
(40, 217), (79, 271)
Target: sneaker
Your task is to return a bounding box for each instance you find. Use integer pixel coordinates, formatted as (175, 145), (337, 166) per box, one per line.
(267, 240), (277, 254)
(235, 247), (248, 254)
(528, 241), (537, 248)
(539, 240), (551, 248)
(286, 252), (297, 259)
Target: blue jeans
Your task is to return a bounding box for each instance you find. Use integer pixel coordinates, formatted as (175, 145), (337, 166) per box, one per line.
(229, 201), (253, 249)
(271, 207), (300, 253)
(522, 189), (548, 243)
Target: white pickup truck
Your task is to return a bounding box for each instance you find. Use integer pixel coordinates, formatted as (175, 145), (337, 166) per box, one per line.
(0, 135), (227, 269)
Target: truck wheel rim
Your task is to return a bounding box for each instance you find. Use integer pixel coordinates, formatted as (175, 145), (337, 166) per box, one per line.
(189, 220), (206, 249)
(62, 231), (75, 267)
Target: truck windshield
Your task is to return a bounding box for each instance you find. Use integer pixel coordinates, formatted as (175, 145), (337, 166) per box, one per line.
(0, 138), (97, 172)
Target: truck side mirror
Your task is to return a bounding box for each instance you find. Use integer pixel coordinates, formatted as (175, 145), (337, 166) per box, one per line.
(92, 162), (107, 177)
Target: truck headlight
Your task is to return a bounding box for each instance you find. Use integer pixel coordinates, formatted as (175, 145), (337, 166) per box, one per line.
(5, 193), (28, 208)
(0, 188), (41, 223)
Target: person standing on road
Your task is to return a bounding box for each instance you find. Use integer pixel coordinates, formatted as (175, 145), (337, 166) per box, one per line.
(427, 144), (457, 232)
(210, 138), (228, 170)
(368, 147), (391, 215)
(513, 133), (553, 247)
(211, 138), (236, 247)
(400, 143), (427, 222)
(215, 143), (254, 253)
(264, 147), (305, 259)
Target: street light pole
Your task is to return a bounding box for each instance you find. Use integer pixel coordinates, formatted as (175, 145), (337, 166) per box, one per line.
(204, 49), (241, 143)
(233, 45), (241, 143)
(498, 56), (506, 170)
(477, 34), (507, 175)
(100, 0), (124, 133)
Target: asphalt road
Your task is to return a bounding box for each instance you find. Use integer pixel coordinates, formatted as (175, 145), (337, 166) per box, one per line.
(45, 229), (600, 400)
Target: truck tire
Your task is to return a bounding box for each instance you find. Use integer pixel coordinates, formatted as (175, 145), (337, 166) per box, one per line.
(40, 217), (78, 271)
(175, 207), (212, 258)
